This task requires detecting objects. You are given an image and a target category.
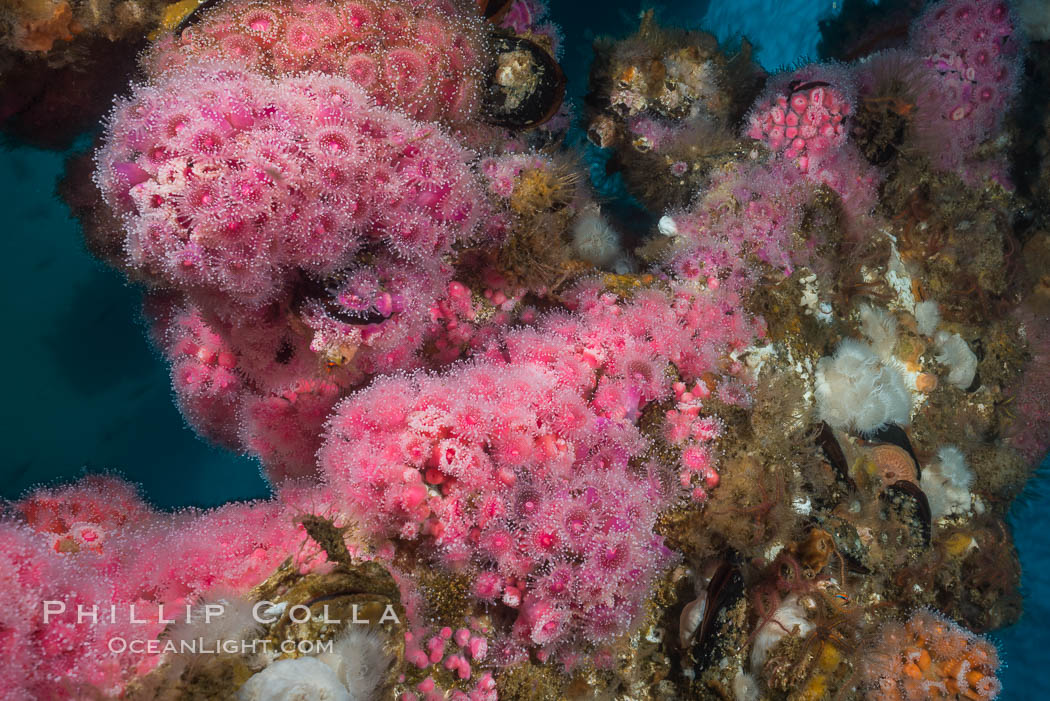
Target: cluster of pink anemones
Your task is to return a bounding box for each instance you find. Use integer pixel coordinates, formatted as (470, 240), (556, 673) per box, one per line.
(909, 0), (1022, 176)
(146, 0), (486, 123)
(2, 478), (338, 699)
(747, 69), (853, 174)
(96, 65), (484, 307)
(319, 359), (676, 656)
(401, 621), (497, 701)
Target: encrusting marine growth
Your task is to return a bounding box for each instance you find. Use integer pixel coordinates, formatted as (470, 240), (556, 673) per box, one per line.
(3, 0), (1049, 698)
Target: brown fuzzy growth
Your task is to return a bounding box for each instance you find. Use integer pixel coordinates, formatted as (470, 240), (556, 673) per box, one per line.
(704, 456), (801, 556)
(882, 160), (1017, 319)
(496, 662), (570, 701)
(585, 9), (764, 212)
(414, 567), (475, 629)
(852, 50), (932, 166)
(495, 161), (592, 291)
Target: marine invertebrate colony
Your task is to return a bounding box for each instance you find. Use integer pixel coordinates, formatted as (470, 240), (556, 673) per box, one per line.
(96, 63), (483, 306)
(909, 0), (1022, 177)
(10, 0), (1050, 697)
(859, 610), (1002, 699)
(319, 360), (675, 658)
(815, 339), (912, 434)
(145, 0), (486, 123)
(2, 482), (325, 699)
(746, 64), (855, 173)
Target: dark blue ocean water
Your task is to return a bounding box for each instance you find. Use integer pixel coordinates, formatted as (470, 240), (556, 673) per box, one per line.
(0, 0), (1045, 696)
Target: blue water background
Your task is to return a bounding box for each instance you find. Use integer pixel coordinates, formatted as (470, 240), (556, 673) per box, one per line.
(0, 0), (1045, 695)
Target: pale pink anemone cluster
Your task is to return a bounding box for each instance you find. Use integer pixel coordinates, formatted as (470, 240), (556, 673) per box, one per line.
(321, 360), (674, 656)
(95, 49), (492, 479)
(146, 0), (486, 123)
(2, 478), (340, 700)
(909, 0), (1022, 178)
(97, 65), (483, 307)
(317, 277), (760, 660)
(746, 65), (854, 174)
(401, 622), (497, 700)
(92, 0), (500, 484)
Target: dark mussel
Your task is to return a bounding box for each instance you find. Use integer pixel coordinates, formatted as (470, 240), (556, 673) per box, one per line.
(482, 35), (567, 130)
(881, 480), (932, 547)
(816, 421), (854, 488)
(817, 514), (874, 575)
(688, 560), (745, 667)
(477, 0), (514, 21)
(290, 271), (391, 327)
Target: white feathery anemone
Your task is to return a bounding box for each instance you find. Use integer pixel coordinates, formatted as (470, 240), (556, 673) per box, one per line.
(236, 657), (351, 701)
(934, 331), (978, 390)
(750, 594), (813, 675)
(317, 629), (392, 701)
(163, 593), (263, 676)
(859, 303), (898, 361)
(164, 593), (261, 648)
(572, 206), (622, 267)
(814, 339), (911, 434)
(658, 215), (679, 236)
(913, 299), (941, 337)
(920, 445), (975, 519)
(733, 671), (761, 701)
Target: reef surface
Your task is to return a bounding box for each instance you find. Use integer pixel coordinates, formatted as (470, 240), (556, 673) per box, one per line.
(1, 0), (1049, 699)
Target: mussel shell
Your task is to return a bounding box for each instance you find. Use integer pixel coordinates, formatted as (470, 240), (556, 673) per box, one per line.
(880, 479), (932, 546)
(477, 0), (514, 21)
(966, 339), (983, 392)
(839, 548), (872, 575)
(816, 515), (873, 574)
(691, 560), (744, 667)
(327, 307), (390, 326)
(290, 271), (391, 326)
(482, 35), (567, 130)
(965, 370), (982, 393)
(268, 561), (405, 640)
(174, 0), (221, 35)
(816, 421), (854, 488)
